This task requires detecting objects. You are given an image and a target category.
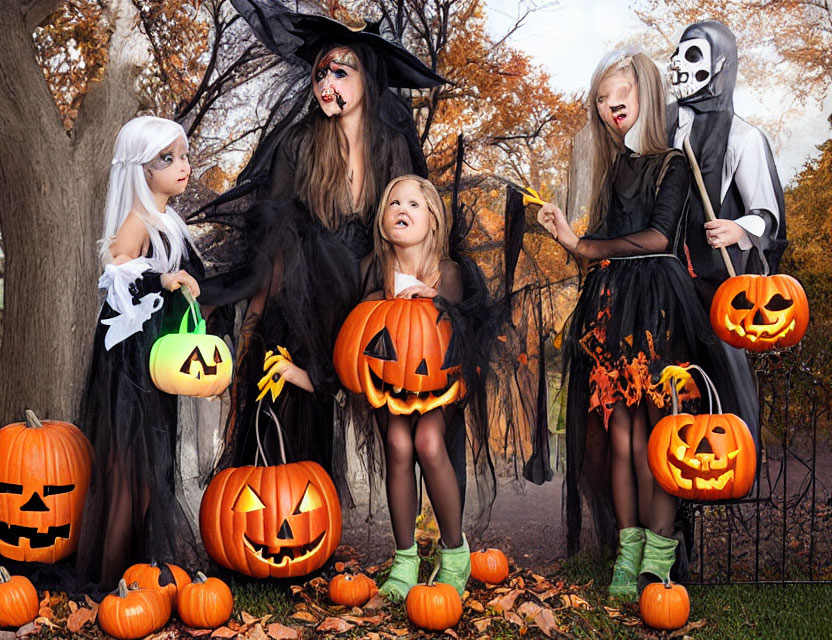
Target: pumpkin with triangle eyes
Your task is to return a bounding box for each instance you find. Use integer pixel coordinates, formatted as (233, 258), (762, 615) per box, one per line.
(333, 298), (462, 415)
(710, 274), (809, 352)
(199, 462), (341, 578)
(149, 307), (233, 397)
(0, 410), (93, 563)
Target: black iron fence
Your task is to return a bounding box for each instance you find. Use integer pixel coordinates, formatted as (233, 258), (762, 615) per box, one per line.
(688, 348), (832, 584)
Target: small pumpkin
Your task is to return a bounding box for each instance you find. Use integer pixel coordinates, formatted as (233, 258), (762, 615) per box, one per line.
(328, 573), (377, 607)
(648, 365), (756, 501)
(0, 410), (93, 563)
(334, 298), (462, 415)
(0, 566), (38, 628)
(639, 579), (690, 630)
(98, 579), (171, 640)
(177, 572), (233, 629)
(710, 273), (809, 352)
(200, 462), (342, 578)
(470, 548), (509, 584)
(149, 304), (233, 397)
(405, 562), (462, 631)
(122, 560), (191, 611)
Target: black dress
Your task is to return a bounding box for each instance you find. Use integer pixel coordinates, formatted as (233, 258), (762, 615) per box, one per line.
(564, 149), (722, 554)
(76, 242), (204, 589)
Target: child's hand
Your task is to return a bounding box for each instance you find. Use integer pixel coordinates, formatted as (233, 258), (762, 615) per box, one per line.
(537, 203), (560, 239)
(160, 270), (200, 297)
(396, 284), (438, 299)
(704, 219), (745, 249)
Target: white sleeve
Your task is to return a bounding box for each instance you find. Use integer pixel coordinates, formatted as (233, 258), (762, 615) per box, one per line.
(731, 127), (781, 235)
(98, 258), (164, 350)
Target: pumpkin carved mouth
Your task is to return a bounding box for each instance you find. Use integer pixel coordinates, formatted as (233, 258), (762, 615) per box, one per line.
(242, 531), (326, 567)
(723, 316), (796, 341)
(0, 521), (70, 548)
(666, 443), (741, 492)
(366, 368), (461, 414)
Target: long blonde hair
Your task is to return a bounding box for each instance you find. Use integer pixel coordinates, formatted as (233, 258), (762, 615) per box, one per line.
(587, 50), (669, 232)
(373, 175), (451, 298)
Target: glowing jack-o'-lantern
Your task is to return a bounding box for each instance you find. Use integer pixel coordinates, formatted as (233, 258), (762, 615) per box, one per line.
(710, 273), (809, 352)
(149, 305), (232, 397)
(199, 462), (342, 578)
(0, 410), (93, 563)
(333, 298), (462, 415)
(648, 365), (756, 501)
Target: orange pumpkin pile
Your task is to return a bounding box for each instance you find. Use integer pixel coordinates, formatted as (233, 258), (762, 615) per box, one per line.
(177, 572), (233, 629)
(99, 579), (171, 639)
(123, 561), (190, 612)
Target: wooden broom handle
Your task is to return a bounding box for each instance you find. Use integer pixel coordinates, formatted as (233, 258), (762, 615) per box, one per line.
(682, 136), (737, 278)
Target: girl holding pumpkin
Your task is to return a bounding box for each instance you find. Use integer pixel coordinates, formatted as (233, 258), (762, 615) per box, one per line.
(355, 175), (487, 600)
(193, 2), (444, 495)
(76, 116), (204, 588)
(536, 51), (722, 597)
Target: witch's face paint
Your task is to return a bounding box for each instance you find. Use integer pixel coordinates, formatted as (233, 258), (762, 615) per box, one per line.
(596, 69), (639, 138)
(668, 37), (712, 100)
(144, 136), (190, 201)
(313, 47), (364, 118)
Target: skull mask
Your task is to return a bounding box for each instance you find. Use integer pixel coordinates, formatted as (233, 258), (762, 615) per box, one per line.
(668, 38), (716, 100)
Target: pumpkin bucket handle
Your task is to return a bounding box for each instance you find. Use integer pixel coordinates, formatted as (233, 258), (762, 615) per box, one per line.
(667, 364), (723, 415)
(179, 287), (204, 335)
(253, 398), (287, 467)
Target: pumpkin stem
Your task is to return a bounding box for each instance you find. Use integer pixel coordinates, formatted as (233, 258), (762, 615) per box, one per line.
(426, 556), (441, 587)
(117, 579), (129, 598)
(195, 571), (209, 584)
(24, 409), (43, 429)
(0, 566), (11, 583)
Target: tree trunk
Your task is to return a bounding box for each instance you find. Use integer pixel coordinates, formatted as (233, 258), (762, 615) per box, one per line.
(0, 0), (149, 423)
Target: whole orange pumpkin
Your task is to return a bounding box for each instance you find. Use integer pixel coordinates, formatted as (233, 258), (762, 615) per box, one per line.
(199, 462), (342, 578)
(639, 580), (690, 630)
(177, 572), (233, 629)
(648, 411), (756, 501)
(0, 410), (93, 563)
(328, 573), (377, 607)
(334, 299), (462, 415)
(122, 561), (191, 611)
(98, 579), (171, 640)
(405, 563), (462, 631)
(470, 548), (509, 584)
(0, 566), (38, 628)
(710, 273), (809, 352)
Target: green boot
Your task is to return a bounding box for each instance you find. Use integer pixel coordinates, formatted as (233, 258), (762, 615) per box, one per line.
(638, 529), (679, 593)
(609, 527), (645, 599)
(437, 533), (471, 596)
(379, 543), (420, 601)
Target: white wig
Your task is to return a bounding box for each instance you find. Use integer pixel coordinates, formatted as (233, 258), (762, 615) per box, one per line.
(99, 115), (195, 270)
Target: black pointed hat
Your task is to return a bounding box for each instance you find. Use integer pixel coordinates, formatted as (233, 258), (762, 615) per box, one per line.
(231, 0), (445, 89)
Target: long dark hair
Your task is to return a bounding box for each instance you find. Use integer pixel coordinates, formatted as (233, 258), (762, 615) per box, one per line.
(295, 42), (414, 229)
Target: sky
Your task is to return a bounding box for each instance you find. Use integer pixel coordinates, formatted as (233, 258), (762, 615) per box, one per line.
(484, 0), (832, 184)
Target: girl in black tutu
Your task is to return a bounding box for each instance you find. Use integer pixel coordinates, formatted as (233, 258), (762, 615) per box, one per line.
(76, 116), (204, 588)
(537, 51), (717, 597)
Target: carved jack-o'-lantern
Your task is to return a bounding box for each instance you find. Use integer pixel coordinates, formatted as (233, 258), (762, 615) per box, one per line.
(199, 462), (342, 578)
(149, 306), (232, 397)
(710, 274), (809, 352)
(648, 412), (756, 501)
(333, 299), (461, 415)
(0, 410), (93, 563)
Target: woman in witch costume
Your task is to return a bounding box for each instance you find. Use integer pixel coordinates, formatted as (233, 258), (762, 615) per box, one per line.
(194, 0), (444, 486)
(537, 51), (722, 598)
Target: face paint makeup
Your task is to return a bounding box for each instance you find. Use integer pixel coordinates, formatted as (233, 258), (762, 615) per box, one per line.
(145, 150), (175, 172)
(320, 86), (336, 103)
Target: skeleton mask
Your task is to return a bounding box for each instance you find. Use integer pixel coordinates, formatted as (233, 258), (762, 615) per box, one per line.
(668, 38), (714, 100)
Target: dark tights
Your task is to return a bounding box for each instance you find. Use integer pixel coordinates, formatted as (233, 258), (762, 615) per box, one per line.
(377, 406), (462, 550)
(608, 401), (676, 537)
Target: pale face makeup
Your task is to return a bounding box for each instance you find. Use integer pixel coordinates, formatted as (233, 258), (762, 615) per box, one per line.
(382, 179), (434, 250)
(596, 68), (640, 138)
(144, 136), (190, 205)
(312, 47), (364, 118)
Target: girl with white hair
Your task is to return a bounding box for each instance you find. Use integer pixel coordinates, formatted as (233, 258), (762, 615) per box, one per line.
(76, 115), (204, 588)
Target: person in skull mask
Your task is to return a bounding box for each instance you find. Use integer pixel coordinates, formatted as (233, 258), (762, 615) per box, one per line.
(667, 20), (787, 457)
